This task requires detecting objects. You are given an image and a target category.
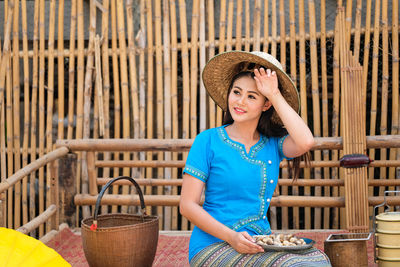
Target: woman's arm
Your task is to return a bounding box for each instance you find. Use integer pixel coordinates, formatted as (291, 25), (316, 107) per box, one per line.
(254, 68), (314, 158)
(179, 173), (264, 254)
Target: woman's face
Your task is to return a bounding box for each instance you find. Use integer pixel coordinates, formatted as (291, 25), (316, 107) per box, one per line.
(228, 75), (271, 124)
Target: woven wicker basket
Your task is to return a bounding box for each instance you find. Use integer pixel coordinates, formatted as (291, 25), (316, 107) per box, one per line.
(81, 176), (159, 267)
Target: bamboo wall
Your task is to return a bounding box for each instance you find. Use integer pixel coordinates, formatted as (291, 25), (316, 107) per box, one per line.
(0, 0), (399, 235)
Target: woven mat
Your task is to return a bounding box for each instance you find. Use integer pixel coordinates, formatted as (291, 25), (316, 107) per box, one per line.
(45, 227), (377, 266)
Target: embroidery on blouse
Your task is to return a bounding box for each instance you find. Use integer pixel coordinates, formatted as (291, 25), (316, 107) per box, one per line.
(278, 134), (290, 159)
(218, 127), (270, 231)
(183, 166), (208, 182)
(248, 223), (271, 235)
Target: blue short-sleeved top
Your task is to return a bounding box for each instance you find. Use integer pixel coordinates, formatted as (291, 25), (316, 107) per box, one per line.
(183, 125), (290, 261)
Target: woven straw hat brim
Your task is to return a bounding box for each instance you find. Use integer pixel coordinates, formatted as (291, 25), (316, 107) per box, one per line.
(202, 51), (299, 125)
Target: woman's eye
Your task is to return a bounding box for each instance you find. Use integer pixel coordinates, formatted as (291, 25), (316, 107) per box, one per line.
(233, 90), (240, 95)
(248, 95), (256, 99)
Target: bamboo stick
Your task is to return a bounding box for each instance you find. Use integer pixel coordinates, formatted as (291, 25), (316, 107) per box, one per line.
(100, 0), (110, 214)
(235, 0), (243, 50)
(178, 0), (191, 228)
(94, 35), (104, 137)
(16, 205), (57, 235)
(12, 0), (21, 230)
(253, 0), (261, 51)
(368, 0), (381, 212)
(320, 0), (330, 229)
(29, 0), (40, 234)
(190, 0), (199, 137)
(226, 0), (234, 51)
(162, 0), (172, 229)
(111, 0), (121, 213)
(199, 0), (206, 133)
(170, 0), (179, 230)
(116, 0), (132, 213)
(0, 8), (4, 227)
(0, 0), (14, 229)
(45, 0), (56, 233)
(390, 0), (399, 193)
(263, 0), (269, 52)
(57, 0), (65, 141)
(244, 0), (250, 51)
(38, 0), (46, 236)
(145, 0), (154, 215)
(345, 0), (353, 45)
(67, 0), (77, 140)
(298, 0), (310, 229)
(353, 0), (362, 60)
(207, 0), (216, 128)
(21, 0), (30, 227)
(218, 0), (227, 53)
(362, 0), (372, 116)
(270, 0), (277, 57)
(308, 0), (322, 229)
(154, 0), (164, 227)
(380, 0), (388, 195)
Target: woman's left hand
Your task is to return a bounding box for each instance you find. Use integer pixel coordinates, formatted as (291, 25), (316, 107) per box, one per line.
(253, 68), (280, 100)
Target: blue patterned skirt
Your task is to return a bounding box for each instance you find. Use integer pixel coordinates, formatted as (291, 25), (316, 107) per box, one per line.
(190, 242), (331, 267)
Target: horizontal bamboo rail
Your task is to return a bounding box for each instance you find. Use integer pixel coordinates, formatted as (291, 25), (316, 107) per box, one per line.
(0, 147), (69, 193)
(96, 178), (400, 187)
(56, 135), (400, 152)
(16, 204), (57, 235)
(95, 159), (400, 169)
(74, 194), (400, 208)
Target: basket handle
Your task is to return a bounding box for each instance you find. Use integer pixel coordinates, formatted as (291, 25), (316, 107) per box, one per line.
(92, 176), (147, 228)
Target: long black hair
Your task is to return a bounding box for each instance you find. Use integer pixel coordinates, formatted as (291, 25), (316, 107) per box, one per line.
(222, 71), (310, 180)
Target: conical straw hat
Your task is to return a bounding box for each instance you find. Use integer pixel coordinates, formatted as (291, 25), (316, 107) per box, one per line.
(202, 51), (299, 125)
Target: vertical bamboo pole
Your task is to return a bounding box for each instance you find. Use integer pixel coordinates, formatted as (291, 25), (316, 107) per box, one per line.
(380, 0), (388, 195)
(278, 0), (288, 230)
(320, 0), (330, 229)
(288, 0), (299, 229)
(226, 0), (234, 51)
(244, 0), (250, 51)
(263, 0), (269, 53)
(390, 0), (399, 191)
(362, 0), (372, 117)
(100, 0), (110, 214)
(145, 0), (154, 215)
(29, 0), (40, 233)
(179, 0), (190, 229)
(81, 0), (97, 216)
(190, 0), (199, 138)
(38, 0), (46, 235)
(0, 10), (4, 228)
(116, 0), (132, 213)
(253, 0), (261, 51)
(270, 0), (277, 57)
(21, 0), (30, 227)
(94, 35), (103, 138)
(12, 0), (21, 230)
(110, 0), (121, 213)
(67, 0), (77, 140)
(308, 0), (322, 229)
(126, 0), (140, 215)
(345, 0), (353, 46)
(207, 0), (216, 128)
(154, 0), (164, 227)
(298, 0), (310, 229)
(278, 0), (285, 69)
(45, 0), (56, 233)
(138, 0), (147, 214)
(353, 0), (362, 60)
(162, 0), (172, 229)
(199, 0), (206, 133)
(368, 0), (381, 212)
(235, 0), (243, 50)
(0, 0), (14, 229)
(216, 0), (225, 126)
(170, 0), (179, 230)
(57, 0), (65, 141)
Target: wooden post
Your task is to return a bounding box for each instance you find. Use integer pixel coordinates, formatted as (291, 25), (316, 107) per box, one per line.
(50, 159), (59, 230)
(0, 192), (5, 227)
(58, 153), (77, 227)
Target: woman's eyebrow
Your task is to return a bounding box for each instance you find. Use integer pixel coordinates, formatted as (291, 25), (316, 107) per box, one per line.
(233, 86), (260, 96)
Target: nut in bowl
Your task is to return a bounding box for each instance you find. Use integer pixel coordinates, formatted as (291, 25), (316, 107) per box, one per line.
(254, 234), (315, 251)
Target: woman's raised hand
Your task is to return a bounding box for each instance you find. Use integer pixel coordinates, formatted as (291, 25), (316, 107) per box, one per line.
(253, 68), (280, 100)
(227, 231), (264, 254)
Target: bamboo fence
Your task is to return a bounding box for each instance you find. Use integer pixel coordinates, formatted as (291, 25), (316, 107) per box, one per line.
(0, 0), (399, 235)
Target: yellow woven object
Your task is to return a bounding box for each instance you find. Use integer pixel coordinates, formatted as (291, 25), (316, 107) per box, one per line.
(0, 227), (71, 267)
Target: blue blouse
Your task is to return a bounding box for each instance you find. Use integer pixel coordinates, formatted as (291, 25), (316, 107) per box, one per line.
(183, 125), (289, 261)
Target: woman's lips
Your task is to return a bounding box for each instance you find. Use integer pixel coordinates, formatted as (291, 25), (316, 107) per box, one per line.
(233, 107), (246, 114)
